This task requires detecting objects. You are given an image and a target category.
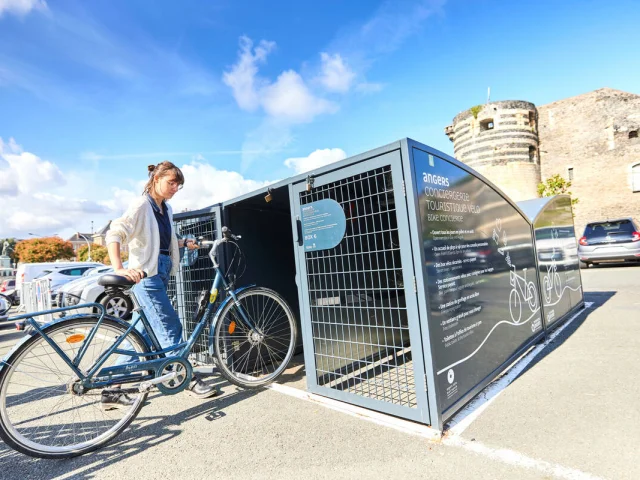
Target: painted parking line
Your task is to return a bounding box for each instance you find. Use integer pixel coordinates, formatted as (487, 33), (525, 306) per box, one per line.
(444, 436), (604, 480)
(268, 302), (598, 479)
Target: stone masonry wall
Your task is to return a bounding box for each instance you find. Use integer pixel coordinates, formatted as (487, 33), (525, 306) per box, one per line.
(537, 88), (640, 236)
(445, 100), (541, 201)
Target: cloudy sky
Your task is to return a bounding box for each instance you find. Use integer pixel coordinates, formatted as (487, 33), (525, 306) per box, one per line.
(1, 0), (638, 239)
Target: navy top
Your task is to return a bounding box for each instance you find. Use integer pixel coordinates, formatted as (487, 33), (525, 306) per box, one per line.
(146, 193), (171, 253)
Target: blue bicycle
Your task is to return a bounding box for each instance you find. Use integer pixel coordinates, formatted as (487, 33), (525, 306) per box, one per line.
(0, 228), (297, 458)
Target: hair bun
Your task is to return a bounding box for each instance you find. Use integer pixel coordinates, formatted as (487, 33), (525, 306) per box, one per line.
(147, 164), (156, 173)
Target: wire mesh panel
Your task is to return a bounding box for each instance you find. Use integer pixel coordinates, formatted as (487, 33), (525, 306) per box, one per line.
(168, 208), (220, 364)
(298, 164), (418, 409)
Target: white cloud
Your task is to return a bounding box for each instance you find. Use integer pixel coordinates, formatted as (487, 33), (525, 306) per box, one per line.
(318, 53), (356, 93)
(0, 138), (280, 240)
(262, 70), (338, 123)
(0, 0), (47, 18)
(222, 36), (275, 111)
(223, 37), (338, 124)
(284, 148), (347, 174)
(171, 161), (272, 213)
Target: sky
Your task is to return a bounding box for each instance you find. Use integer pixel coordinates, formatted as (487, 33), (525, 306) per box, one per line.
(1, 0), (638, 240)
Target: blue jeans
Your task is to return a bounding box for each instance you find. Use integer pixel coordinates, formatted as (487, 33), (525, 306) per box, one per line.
(116, 254), (181, 365)
(132, 254), (182, 352)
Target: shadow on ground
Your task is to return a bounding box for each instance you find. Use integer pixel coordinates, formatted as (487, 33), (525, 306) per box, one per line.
(516, 290), (616, 380)
(0, 374), (263, 477)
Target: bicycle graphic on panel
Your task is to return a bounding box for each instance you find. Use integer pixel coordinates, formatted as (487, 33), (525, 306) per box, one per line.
(542, 228), (563, 305)
(509, 264), (538, 324)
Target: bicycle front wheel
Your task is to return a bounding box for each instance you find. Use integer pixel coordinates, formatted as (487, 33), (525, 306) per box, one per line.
(0, 316), (149, 459)
(213, 287), (297, 388)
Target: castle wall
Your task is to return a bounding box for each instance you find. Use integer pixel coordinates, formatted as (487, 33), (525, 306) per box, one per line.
(537, 88), (640, 236)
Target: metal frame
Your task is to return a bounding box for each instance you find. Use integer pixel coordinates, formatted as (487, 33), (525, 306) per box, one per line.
(290, 149), (431, 424)
(170, 205), (222, 364)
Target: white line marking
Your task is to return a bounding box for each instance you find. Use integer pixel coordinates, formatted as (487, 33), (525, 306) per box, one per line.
(267, 382), (441, 441)
(444, 436), (605, 480)
(445, 302), (594, 436)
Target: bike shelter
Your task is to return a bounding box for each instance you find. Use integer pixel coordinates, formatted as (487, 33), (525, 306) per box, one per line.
(172, 138), (550, 430)
(517, 195), (585, 330)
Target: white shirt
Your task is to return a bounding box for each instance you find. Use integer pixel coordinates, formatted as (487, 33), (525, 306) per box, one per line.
(105, 196), (180, 276)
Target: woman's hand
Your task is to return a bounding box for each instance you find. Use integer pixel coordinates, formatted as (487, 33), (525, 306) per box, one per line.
(182, 238), (199, 250)
(114, 268), (146, 283)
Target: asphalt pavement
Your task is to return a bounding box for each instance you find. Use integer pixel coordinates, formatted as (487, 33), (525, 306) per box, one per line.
(0, 264), (638, 479)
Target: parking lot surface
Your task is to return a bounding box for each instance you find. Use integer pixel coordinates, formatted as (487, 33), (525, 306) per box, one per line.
(1, 264), (638, 479)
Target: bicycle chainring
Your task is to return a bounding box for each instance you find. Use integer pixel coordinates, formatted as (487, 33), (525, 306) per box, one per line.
(156, 358), (193, 395)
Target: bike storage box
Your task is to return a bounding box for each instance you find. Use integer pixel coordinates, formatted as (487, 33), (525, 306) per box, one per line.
(517, 195), (585, 330)
(174, 138), (548, 430)
(286, 138), (545, 430)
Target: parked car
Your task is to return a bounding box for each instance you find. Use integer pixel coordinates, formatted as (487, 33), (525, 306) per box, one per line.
(35, 264), (103, 303)
(16, 261), (102, 297)
(57, 264), (134, 319)
(0, 279), (19, 306)
(578, 218), (640, 268)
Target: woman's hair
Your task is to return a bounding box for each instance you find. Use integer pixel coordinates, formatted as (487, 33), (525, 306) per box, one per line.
(143, 161), (185, 194)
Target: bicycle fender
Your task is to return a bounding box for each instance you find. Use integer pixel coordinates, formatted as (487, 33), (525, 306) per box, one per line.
(208, 284), (256, 351)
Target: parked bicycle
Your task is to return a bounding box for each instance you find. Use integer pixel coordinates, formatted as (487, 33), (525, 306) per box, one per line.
(0, 227), (297, 459)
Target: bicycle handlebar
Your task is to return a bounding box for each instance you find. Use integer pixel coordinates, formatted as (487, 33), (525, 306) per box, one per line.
(197, 227), (241, 268)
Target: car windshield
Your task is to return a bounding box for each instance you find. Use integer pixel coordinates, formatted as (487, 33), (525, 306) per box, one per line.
(584, 220), (635, 240)
(35, 270), (53, 279)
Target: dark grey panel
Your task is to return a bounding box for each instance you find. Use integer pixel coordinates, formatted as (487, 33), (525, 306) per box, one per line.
(411, 148), (543, 412)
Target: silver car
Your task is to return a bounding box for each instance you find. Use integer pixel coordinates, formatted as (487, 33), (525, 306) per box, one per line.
(578, 218), (640, 268)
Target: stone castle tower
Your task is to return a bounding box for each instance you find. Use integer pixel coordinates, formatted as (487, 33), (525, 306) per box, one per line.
(445, 100), (541, 201)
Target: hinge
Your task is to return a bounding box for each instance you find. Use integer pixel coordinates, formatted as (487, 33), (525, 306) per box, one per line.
(413, 276), (417, 293)
(402, 180), (406, 197)
(424, 373), (428, 391)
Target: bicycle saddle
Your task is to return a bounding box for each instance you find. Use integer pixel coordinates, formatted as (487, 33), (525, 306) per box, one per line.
(98, 274), (137, 288)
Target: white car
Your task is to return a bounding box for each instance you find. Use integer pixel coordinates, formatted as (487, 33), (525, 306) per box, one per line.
(57, 264), (134, 319)
(35, 263), (103, 298)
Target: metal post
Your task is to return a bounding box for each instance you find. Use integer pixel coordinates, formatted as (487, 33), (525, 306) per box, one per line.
(78, 234), (92, 261)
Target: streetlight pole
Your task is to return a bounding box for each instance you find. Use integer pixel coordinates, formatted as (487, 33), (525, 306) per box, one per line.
(78, 234), (92, 262)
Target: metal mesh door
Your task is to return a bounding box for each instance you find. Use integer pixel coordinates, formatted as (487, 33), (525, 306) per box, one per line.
(298, 165), (417, 410)
(168, 208), (220, 364)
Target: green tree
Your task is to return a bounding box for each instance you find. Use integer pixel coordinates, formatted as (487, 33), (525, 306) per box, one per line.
(14, 237), (75, 263)
(537, 174), (579, 208)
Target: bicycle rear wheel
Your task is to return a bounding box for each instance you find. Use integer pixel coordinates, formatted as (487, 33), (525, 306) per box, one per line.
(213, 287), (297, 388)
(0, 316), (149, 459)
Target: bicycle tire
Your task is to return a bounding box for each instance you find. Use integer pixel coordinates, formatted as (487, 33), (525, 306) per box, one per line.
(0, 316), (150, 459)
(0, 293), (11, 316)
(213, 287), (297, 388)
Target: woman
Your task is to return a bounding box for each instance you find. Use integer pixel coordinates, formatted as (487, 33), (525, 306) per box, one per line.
(104, 161), (217, 408)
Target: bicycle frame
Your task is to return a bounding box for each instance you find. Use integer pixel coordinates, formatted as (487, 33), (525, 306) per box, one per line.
(5, 239), (258, 392)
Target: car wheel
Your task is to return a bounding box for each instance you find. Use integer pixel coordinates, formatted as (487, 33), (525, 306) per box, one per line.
(579, 261), (590, 269)
(99, 292), (133, 320)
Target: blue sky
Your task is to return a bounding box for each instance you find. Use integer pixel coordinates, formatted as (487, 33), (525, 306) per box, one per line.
(1, 0), (638, 239)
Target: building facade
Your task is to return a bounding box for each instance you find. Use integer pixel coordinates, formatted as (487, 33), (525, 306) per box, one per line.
(446, 88), (640, 235)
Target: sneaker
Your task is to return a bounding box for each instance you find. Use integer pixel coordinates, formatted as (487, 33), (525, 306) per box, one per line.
(185, 377), (218, 399)
(101, 389), (136, 410)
